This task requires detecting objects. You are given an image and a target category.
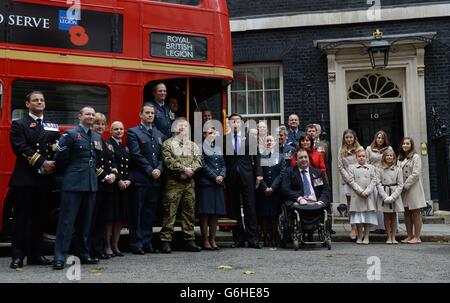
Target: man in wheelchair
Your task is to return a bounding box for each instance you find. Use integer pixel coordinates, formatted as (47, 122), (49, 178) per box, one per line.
(280, 148), (332, 248)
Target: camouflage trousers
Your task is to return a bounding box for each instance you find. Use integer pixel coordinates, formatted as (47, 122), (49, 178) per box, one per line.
(160, 177), (196, 242)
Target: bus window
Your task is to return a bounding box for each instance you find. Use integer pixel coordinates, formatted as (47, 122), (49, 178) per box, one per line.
(11, 81), (109, 125)
(150, 0), (201, 6)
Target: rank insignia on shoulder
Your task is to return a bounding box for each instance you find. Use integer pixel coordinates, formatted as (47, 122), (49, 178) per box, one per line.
(43, 123), (59, 131)
(158, 138), (163, 145)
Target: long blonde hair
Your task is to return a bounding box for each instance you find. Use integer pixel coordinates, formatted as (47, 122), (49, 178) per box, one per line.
(380, 147), (397, 169)
(340, 129), (361, 156)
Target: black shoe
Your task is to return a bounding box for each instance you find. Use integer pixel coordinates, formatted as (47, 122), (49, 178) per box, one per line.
(143, 247), (159, 254)
(131, 248), (145, 255)
(52, 260), (65, 270)
(160, 242), (172, 254)
(28, 256), (52, 265)
(184, 240), (201, 252)
(96, 253), (110, 260)
(80, 257), (99, 265)
(231, 241), (245, 248)
(112, 249), (124, 257)
(10, 258), (24, 269)
(248, 242), (262, 249)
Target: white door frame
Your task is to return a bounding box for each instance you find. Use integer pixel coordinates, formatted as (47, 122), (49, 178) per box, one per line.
(326, 45), (431, 208)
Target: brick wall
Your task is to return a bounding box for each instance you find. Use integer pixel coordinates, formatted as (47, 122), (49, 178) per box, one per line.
(230, 17), (450, 201)
(227, 0), (450, 18)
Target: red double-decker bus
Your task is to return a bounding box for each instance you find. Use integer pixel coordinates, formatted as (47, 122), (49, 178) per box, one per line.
(0, 0), (233, 240)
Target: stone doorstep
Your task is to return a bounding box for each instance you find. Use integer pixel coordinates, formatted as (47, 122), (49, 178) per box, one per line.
(434, 210), (450, 224)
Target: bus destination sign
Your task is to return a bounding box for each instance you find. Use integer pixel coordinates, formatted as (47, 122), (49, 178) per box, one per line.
(151, 32), (207, 61)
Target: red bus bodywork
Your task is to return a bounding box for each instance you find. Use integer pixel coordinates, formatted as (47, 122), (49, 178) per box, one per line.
(0, 0), (233, 237)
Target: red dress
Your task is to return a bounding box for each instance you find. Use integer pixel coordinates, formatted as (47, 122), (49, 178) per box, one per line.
(291, 148), (327, 176)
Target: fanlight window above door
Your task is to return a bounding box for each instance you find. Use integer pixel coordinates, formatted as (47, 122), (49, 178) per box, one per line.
(348, 74), (401, 100)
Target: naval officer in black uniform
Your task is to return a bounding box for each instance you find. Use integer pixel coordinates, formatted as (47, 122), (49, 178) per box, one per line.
(8, 91), (60, 269)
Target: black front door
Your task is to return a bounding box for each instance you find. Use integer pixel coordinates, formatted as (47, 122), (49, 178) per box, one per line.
(348, 102), (404, 151)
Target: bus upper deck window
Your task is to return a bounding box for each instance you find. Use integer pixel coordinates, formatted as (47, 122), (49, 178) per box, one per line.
(11, 81), (109, 125)
(151, 0), (201, 6)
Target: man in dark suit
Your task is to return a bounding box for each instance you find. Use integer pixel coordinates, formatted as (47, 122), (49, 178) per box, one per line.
(8, 91), (60, 269)
(286, 113), (304, 147)
(150, 83), (172, 139)
(52, 106), (102, 270)
(225, 114), (263, 248)
(281, 148), (331, 210)
(127, 103), (164, 254)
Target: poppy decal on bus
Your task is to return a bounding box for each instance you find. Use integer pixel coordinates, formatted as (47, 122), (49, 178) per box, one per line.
(0, 1), (123, 53)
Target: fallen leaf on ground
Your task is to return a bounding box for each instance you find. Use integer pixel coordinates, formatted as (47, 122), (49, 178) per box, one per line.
(90, 269), (101, 273)
(15, 268), (24, 272)
(217, 265), (233, 270)
(437, 240), (449, 243)
(243, 271), (255, 275)
(325, 254), (334, 258)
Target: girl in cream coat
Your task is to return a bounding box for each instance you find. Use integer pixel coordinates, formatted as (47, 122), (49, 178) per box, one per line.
(376, 147), (404, 244)
(338, 129), (361, 240)
(398, 137), (426, 244)
(348, 147), (378, 244)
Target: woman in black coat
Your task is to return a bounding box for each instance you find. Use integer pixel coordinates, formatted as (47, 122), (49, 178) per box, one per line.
(91, 113), (118, 259)
(197, 127), (226, 250)
(256, 135), (286, 247)
(106, 121), (131, 257)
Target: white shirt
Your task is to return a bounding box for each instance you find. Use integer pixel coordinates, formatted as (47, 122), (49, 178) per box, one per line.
(298, 167), (317, 202)
(29, 112), (43, 122)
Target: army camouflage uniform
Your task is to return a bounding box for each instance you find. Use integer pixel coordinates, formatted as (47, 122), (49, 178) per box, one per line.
(160, 136), (202, 241)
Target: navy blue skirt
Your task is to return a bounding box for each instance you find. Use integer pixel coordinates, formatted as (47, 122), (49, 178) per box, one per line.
(197, 185), (226, 215)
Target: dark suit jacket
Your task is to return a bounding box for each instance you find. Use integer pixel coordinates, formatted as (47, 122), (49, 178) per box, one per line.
(281, 166), (331, 209)
(150, 100), (172, 139)
(108, 138), (130, 182)
(9, 114), (60, 188)
(287, 128), (304, 147)
(197, 143), (226, 186)
(224, 132), (262, 186)
(96, 139), (118, 192)
(54, 125), (102, 192)
(127, 124), (164, 186)
(258, 151), (286, 190)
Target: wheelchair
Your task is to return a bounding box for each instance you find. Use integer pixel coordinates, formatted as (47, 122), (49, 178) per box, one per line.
(277, 201), (332, 250)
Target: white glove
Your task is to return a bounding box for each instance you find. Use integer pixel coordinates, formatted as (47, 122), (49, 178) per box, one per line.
(384, 196), (395, 204)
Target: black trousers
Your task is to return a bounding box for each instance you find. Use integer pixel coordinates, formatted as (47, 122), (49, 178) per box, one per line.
(129, 185), (160, 250)
(54, 191), (96, 261)
(10, 187), (49, 259)
(91, 189), (113, 256)
(228, 181), (258, 244)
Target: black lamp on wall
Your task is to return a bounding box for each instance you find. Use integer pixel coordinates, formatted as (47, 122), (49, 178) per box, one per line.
(368, 29), (390, 69)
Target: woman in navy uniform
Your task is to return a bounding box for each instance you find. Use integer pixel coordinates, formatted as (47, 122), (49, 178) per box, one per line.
(91, 113), (118, 259)
(197, 127), (226, 250)
(8, 91), (60, 269)
(106, 121), (131, 256)
(256, 135), (286, 247)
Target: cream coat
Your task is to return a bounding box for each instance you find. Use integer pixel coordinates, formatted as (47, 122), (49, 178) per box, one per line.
(399, 153), (426, 210)
(338, 150), (357, 185)
(366, 146), (389, 167)
(348, 164), (377, 212)
(376, 165), (404, 213)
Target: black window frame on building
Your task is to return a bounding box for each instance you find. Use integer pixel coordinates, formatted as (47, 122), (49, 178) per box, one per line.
(228, 63), (284, 129)
(11, 80), (110, 126)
